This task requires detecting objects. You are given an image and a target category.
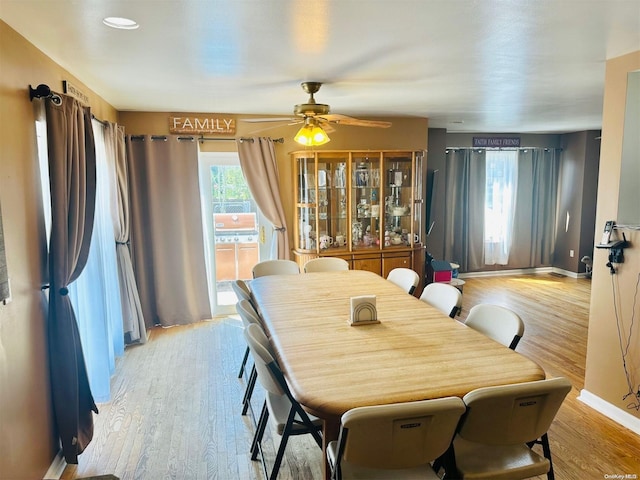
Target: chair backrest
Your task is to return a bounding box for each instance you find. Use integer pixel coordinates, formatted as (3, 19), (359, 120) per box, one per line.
(419, 282), (463, 318)
(386, 268), (420, 294)
(231, 279), (252, 303)
(458, 377), (572, 445)
(337, 397), (466, 470)
(236, 299), (261, 328)
(304, 257), (350, 273)
(252, 259), (300, 278)
(464, 304), (525, 350)
(243, 323), (286, 396)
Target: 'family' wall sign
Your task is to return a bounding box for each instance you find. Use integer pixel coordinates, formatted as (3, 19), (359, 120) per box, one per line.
(169, 115), (236, 135)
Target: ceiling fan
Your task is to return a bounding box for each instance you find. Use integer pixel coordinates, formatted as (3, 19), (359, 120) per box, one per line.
(243, 82), (392, 145)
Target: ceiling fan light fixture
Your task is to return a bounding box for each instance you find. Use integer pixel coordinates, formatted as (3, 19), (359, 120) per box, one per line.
(294, 120), (330, 146)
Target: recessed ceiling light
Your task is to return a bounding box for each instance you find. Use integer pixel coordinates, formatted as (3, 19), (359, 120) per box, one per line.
(103, 17), (139, 30)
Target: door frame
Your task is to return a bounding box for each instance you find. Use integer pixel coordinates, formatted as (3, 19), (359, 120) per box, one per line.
(198, 151), (272, 315)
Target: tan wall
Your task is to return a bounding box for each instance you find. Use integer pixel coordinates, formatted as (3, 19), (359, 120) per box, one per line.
(585, 51), (640, 419)
(0, 20), (117, 479)
(118, 112), (429, 252)
(7, 11), (636, 476)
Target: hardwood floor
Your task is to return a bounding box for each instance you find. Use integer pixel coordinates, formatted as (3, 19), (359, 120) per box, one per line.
(61, 274), (640, 480)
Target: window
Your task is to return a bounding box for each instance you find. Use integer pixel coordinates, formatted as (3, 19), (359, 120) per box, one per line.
(35, 111), (124, 402)
(484, 150), (517, 265)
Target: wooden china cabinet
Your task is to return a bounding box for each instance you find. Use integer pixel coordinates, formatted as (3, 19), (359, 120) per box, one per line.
(291, 150), (425, 284)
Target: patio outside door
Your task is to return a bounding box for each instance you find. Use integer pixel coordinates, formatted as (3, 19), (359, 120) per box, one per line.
(199, 151), (272, 315)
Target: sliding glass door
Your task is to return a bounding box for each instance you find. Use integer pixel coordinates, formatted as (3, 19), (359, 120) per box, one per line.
(199, 151), (272, 315)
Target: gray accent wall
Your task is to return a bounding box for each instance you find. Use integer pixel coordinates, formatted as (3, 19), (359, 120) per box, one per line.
(427, 129), (600, 274)
(555, 131), (601, 273)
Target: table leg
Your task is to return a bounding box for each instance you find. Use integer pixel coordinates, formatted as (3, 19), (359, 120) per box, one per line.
(322, 417), (340, 480)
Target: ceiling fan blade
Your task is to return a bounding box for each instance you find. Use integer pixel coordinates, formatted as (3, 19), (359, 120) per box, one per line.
(245, 122), (303, 135)
(242, 117), (299, 123)
(322, 113), (392, 128)
(317, 119), (336, 133)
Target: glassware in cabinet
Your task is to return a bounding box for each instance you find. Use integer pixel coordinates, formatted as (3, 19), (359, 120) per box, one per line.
(383, 154), (414, 248)
(298, 205), (317, 250)
(292, 150), (423, 260)
(317, 157), (349, 251)
(351, 153), (381, 250)
(293, 152), (351, 253)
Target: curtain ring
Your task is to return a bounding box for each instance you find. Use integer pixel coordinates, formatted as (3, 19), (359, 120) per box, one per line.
(59, 287), (69, 296)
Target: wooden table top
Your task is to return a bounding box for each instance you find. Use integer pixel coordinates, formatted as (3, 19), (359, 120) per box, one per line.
(250, 270), (546, 419)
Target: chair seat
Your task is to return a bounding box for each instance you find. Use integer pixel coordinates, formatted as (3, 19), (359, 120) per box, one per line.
(266, 391), (323, 435)
(327, 441), (441, 480)
(452, 436), (550, 480)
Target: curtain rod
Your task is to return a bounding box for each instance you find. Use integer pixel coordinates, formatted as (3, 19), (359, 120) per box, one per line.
(446, 147), (561, 151)
(129, 135), (285, 143)
(199, 136), (284, 143)
(29, 84), (111, 127)
(91, 114), (108, 127)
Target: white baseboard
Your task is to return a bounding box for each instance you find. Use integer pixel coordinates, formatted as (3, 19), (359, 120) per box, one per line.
(551, 267), (583, 278)
(459, 267), (553, 278)
(42, 449), (66, 480)
(458, 266), (586, 279)
(578, 389), (640, 435)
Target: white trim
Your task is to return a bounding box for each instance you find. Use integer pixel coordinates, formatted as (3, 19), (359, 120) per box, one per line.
(459, 267), (552, 278)
(42, 449), (66, 480)
(458, 266), (586, 279)
(551, 267), (580, 278)
(578, 389), (640, 435)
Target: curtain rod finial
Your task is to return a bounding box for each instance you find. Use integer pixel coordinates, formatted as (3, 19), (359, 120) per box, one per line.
(29, 84), (62, 105)
(29, 84), (51, 100)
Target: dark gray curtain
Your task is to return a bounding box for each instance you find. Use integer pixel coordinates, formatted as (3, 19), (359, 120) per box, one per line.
(508, 149), (560, 267)
(443, 149), (486, 271)
(45, 94), (97, 463)
(126, 135), (211, 328)
(443, 148), (560, 272)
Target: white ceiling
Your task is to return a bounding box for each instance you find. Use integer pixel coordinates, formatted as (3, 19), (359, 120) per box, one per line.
(2, 0), (640, 133)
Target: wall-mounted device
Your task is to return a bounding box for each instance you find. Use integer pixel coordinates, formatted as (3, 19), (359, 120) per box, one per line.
(600, 220), (614, 245)
(595, 220), (629, 274)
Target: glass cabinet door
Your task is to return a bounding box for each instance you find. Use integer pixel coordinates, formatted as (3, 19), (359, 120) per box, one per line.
(317, 154), (349, 251)
(296, 155), (317, 251)
(383, 154), (414, 248)
(351, 153), (382, 250)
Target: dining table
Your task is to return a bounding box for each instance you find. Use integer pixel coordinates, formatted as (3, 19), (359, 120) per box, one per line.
(249, 269), (546, 479)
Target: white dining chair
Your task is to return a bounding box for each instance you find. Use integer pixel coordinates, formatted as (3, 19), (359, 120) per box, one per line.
(236, 299), (262, 414)
(464, 304), (525, 350)
(441, 377), (572, 480)
(327, 397), (466, 480)
(231, 279), (252, 305)
(419, 282), (463, 318)
(244, 323), (323, 480)
(252, 259), (300, 278)
(386, 267), (420, 294)
(304, 257), (350, 273)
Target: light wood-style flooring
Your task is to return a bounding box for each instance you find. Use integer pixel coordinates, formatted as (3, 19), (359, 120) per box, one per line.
(61, 274), (640, 480)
